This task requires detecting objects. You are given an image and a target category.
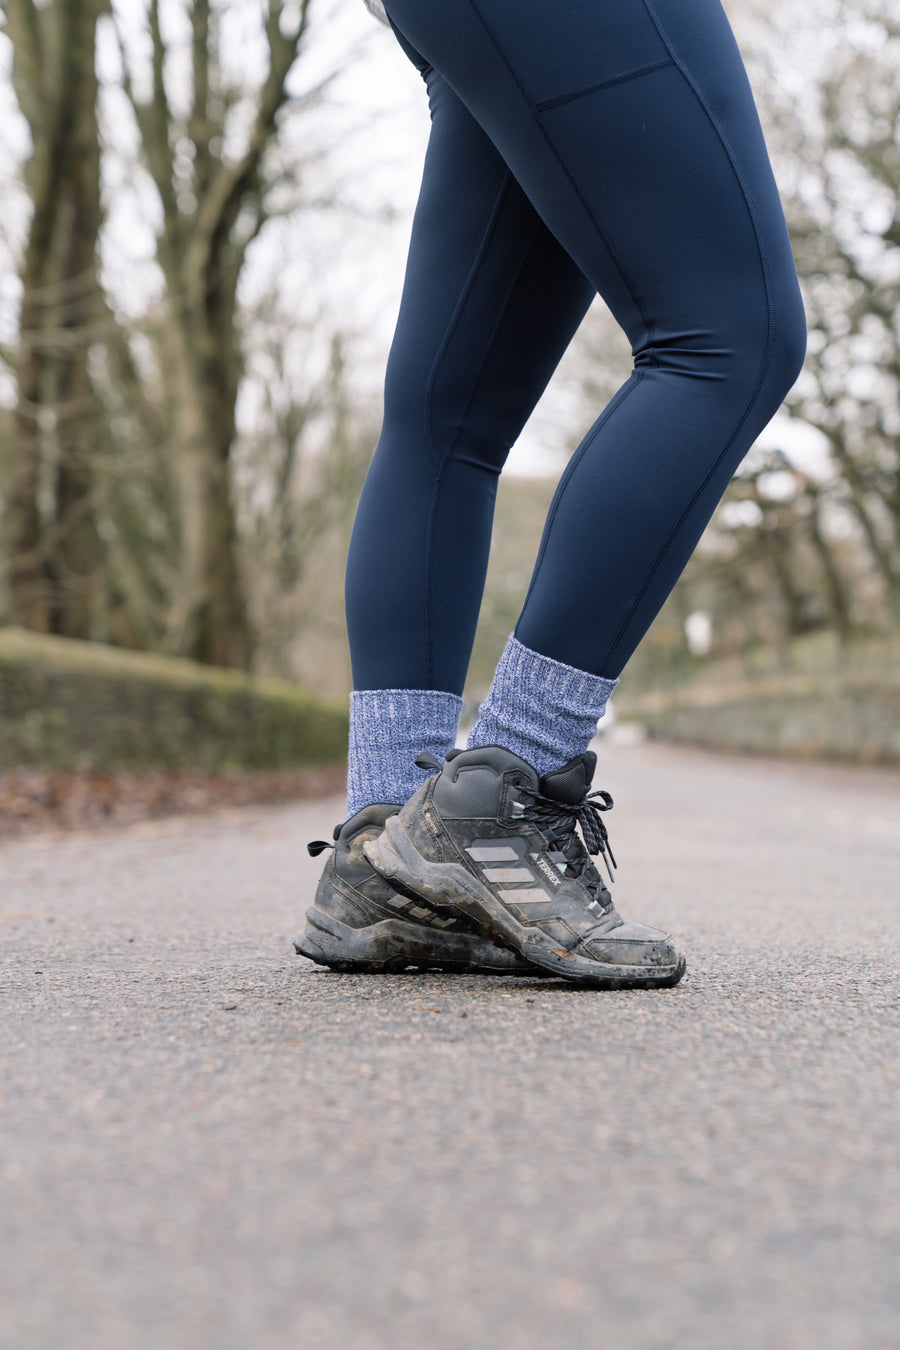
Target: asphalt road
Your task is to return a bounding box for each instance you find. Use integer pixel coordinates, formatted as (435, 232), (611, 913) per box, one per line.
(2, 739), (899, 1350)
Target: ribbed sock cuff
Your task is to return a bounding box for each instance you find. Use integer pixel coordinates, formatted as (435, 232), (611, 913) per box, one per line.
(347, 688), (463, 816)
(467, 634), (617, 777)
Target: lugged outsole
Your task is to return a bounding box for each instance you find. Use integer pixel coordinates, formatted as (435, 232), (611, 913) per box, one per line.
(294, 904), (537, 976)
(365, 817), (687, 990)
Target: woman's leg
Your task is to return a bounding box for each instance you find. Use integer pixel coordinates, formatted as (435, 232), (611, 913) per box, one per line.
(346, 63), (595, 695)
(381, 0), (807, 680)
(344, 60), (596, 811)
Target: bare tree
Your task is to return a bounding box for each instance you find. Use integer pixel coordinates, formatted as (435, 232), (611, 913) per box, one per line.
(238, 320), (379, 683)
(762, 0), (900, 620)
(113, 0), (319, 668)
(3, 0), (109, 638)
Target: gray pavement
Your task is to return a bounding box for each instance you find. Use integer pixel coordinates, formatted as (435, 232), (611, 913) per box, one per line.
(1, 739), (899, 1350)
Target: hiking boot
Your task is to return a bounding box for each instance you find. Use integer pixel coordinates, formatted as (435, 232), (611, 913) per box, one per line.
(364, 747), (686, 988)
(295, 803), (537, 974)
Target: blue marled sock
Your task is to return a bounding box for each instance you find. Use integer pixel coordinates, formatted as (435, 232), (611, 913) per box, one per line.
(467, 634), (617, 777)
(347, 688), (463, 815)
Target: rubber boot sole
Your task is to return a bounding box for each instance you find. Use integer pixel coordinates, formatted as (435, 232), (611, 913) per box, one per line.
(366, 816), (686, 989)
(295, 904), (538, 975)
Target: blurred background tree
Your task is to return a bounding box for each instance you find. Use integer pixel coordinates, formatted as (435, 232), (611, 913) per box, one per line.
(0, 0), (376, 678)
(4, 0), (109, 641)
(781, 0), (900, 626)
(112, 0), (315, 667)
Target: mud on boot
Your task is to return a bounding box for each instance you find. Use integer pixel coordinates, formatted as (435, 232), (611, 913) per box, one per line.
(364, 747), (686, 988)
(295, 803), (538, 975)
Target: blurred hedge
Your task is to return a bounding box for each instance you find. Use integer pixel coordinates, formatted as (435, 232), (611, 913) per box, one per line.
(619, 669), (900, 766)
(0, 628), (348, 772)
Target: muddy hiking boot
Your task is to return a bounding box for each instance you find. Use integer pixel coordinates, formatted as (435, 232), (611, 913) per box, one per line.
(295, 804), (537, 974)
(364, 747), (686, 988)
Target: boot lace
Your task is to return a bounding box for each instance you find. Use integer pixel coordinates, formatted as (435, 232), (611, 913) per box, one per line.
(522, 786), (617, 907)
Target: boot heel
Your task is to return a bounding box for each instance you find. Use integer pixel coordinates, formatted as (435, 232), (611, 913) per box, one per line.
(363, 816), (433, 893)
(365, 816), (484, 920)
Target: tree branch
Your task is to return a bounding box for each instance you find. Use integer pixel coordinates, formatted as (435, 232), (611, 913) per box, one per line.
(4, 0), (43, 135)
(189, 0), (212, 200)
(183, 0), (313, 292)
(113, 0), (180, 241)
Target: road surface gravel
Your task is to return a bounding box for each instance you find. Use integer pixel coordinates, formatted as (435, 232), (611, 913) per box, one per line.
(1, 739), (899, 1350)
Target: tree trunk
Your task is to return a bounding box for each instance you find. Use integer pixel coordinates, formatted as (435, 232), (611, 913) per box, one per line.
(6, 0), (107, 638)
(49, 6), (105, 638)
(116, 0), (312, 669)
(804, 484), (854, 648)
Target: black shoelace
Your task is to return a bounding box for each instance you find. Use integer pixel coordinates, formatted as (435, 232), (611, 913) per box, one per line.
(523, 787), (617, 904)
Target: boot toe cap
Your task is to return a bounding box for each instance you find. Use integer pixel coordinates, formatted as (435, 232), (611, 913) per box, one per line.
(581, 920), (682, 970)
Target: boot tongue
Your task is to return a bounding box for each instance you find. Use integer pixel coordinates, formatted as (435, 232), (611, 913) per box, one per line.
(539, 752), (596, 805)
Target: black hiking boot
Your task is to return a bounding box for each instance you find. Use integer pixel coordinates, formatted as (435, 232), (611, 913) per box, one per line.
(295, 803), (538, 974)
(364, 747), (686, 988)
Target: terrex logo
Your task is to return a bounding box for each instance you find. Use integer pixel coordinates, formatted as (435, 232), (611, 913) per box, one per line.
(530, 851), (562, 888)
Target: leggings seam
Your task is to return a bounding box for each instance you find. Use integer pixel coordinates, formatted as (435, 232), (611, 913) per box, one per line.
(535, 58), (674, 111)
(465, 0), (656, 353)
(420, 171), (512, 685)
(445, 216), (544, 471)
(422, 189), (543, 686)
(422, 172), (515, 472)
(591, 0), (779, 671)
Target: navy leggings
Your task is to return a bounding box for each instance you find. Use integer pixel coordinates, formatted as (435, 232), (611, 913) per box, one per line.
(345, 0), (806, 692)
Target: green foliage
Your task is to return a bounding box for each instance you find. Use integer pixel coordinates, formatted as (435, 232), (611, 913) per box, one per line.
(0, 627), (347, 771)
